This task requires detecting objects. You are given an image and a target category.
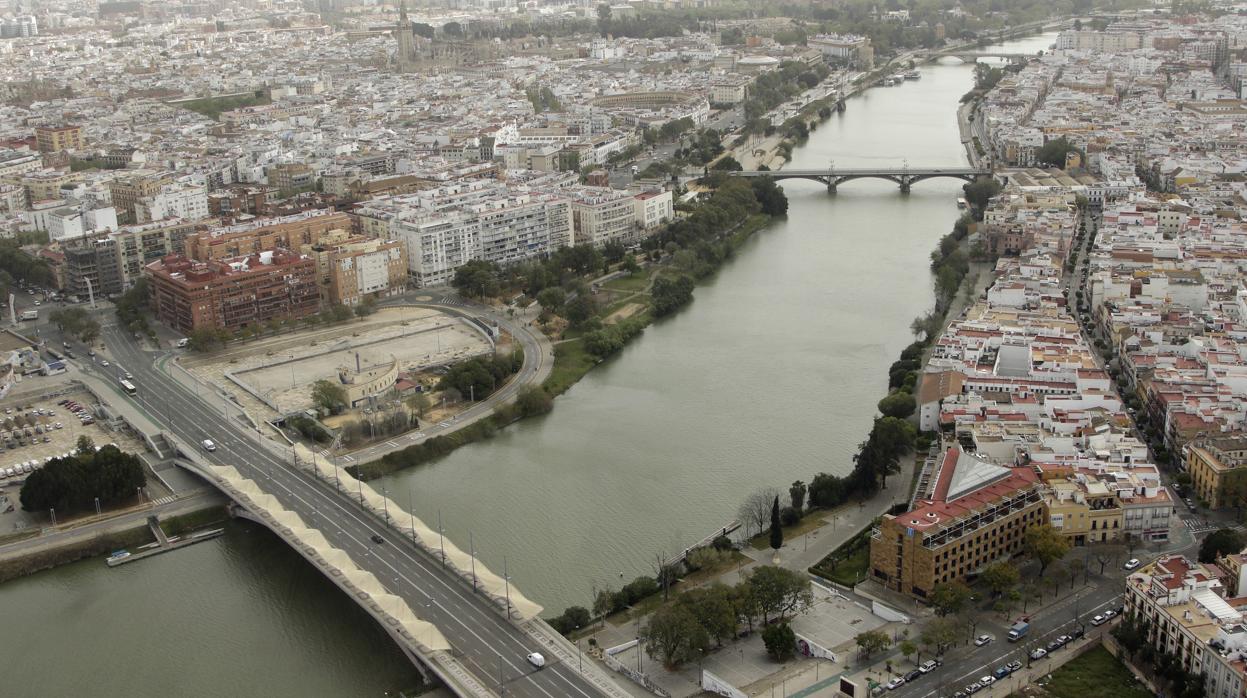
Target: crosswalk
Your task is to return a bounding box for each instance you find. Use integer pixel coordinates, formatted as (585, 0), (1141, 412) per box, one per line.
(151, 495), (178, 506)
(1184, 518), (1247, 534)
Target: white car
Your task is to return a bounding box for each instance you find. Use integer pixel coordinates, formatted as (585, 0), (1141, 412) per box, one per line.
(201, 439), (217, 452)
(1124, 558), (1141, 570)
(526, 652), (545, 668)
(885, 676), (906, 690)
(1091, 614), (1107, 626)
(980, 675), (996, 686)
(974, 634), (993, 647)
(1030, 648), (1048, 660)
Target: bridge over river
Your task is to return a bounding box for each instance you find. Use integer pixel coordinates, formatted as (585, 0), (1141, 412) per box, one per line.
(732, 166), (991, 193)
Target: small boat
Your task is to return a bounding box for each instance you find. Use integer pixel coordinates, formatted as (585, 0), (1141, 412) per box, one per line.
(107, 549), (131, 562)
(904, 70), (921, 80)
(957, 197), (969, 209)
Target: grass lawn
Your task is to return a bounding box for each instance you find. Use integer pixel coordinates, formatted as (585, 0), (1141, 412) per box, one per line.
(810, 524), (874, 587)
(544, 338), (596, 397)
(1041, 646), (1150, 698)
(601, 273), (651, 293)
(175, 92), (270, 120)
(749, 512), (828, 550)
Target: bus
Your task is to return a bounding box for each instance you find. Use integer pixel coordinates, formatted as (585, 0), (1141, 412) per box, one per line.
(119, 379), (137, 396)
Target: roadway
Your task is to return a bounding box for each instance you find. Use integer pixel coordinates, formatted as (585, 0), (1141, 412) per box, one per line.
(89, 322), (607, 698)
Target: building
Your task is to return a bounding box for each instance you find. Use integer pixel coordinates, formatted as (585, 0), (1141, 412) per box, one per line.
(869, 447), (1045, 598)
(633, 189), (674, 231)
(146, 251), (319, 334)
(185, 210), (355, 261)
(1124, 555), (1247, 698)
(0, 15), (37, 38)
(808, 34), (874, 69)
(315, 237), (408, 306)
(570, 187), (637, 247)
(135, 182), (209, 224)
(1188, 436), (1247, 511)
(34, 125), (83, 153)
(108, 172), (172, 224)
(63, 236), (124, 300)
(710, 75), (753, 105)
(268, 163), (316, 192)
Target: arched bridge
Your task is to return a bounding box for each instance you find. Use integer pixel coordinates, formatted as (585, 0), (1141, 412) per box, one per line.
(733, 167), (991, 193)
(940, 52), (1034, 63)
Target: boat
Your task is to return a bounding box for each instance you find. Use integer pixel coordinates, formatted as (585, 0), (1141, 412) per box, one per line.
(881, 76), (900, 86)
(107, 549), (131, 562)
(904, 70), (921, 80)
(957, 197), (969, 209)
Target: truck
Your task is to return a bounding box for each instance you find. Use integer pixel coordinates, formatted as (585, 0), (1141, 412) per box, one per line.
(20, 310), (37, 321)
(1007, 621), (1030, 642)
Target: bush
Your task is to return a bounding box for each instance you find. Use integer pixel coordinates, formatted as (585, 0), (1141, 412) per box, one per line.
(780, 506), (800, 527)
(711, 534), (734, 551)
(549, 605), (592, 636)
(20, 445), (146, 514)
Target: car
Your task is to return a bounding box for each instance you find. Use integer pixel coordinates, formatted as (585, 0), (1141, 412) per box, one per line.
(994, 666), (1011, 679)
(1057, 634), (1072, 645)
(1091, 614), (1106, 626)
(974, 634), (993, 647)
(61, 342), (69, 348)
(965, 682), (982, 694)
(526, 652), (545, 668)
(1103, 609), (1117, 620)
(1124, 558), (1141, 570)
(980, 676), (996, 686)
(1072, 628), (1085, 639)
(87, 349), (95, 357)
(370, 534), (385, 544)
(100, 360), (110, 367)
(1006, 661), (1023, 673)
(1046, 640), (1062, 652)
(124, 372), (132, 380)
(1030, 648), (1048, 660)
(919, 659), (941, 673)
(903, 670), (922, 682)
(201, 439), (217, 452)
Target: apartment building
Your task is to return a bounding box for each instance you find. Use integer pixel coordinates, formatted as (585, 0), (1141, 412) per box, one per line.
(268, 163), (316, 192)
(869, 447), (1045, 599)
(64, 237), (124, 300)
(314, 237), (408, 306)
(184, 210), (355, 261)
(808, 33), (874, 68)
(108, 172), (172, 224)
(390, 192), (573, 287)
(146, 251), (319, 333)
(1125, 555), (1247, 698)
(569, 187), (637, 247)
(134, 182), (209, 224)
(709, 74), (752, 104)
(1188, 436), (1247, 511)
(34, 125), (83, 153)
(634, 189), (674, 231)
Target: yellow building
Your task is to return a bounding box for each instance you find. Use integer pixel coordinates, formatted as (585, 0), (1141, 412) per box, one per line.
(35, 124), (84, 153)
(312, 236), (408, 306)
(1188, 436), (1247, 510)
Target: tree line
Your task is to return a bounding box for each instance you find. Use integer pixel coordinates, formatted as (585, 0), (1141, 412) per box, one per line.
(21, 441), (146, 514)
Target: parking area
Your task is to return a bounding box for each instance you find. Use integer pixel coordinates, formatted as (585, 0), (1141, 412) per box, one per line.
(0, 390), (150, 531)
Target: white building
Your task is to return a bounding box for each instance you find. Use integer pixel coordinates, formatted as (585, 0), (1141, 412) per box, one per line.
(134, 183), (209, 224)
(570, 187), (637, 247)
(633, 190), (673, 231)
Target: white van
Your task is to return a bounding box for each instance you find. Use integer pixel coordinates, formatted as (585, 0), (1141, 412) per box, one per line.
(201, 439), (217, 452)
(176, 338), (190, 348)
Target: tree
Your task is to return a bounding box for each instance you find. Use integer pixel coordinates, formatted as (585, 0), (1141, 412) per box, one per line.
(536, 287), (566, 314)
(981, 561), (1020, 596)
(920, 616), (961, 655)
(962, 177), (1002, 210)
(1024, 524), (1071, 576)
(678, 584), (737, 647)
(515, 385), (553, 417)
(354, 298), (376, 317)
(738, 487), (780, 537)
(311, 379), (348, 415)
(877, 391), (916, 419)
(75, 434), (95, 455)
(784, 481), (805, 513)
(929, 581), (972, 617)
(855, 629), (891, 658)
(899, 639), (917, 662)
(768, 496), (783, 552)
(1036, 137), (1082, 169)
(451, 260), (500, 299)
(21, 445), (146, 514)
(651, 275), (695, 317)
(746, 565), (812, 623)
(404, 392), (431, 419)
(563, 294), (597, 328)
(710, 155), (743, 172)
(1094, 544), (1124, 575)
(641, 604), (706, 667)
(1199, 528), (1246, 563)
(762, 622), (797, 662)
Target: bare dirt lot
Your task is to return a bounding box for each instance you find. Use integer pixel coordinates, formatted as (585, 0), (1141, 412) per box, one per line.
(184, 307), (492, 418)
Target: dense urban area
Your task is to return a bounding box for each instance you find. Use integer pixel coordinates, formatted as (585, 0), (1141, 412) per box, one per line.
(3, 0), (1247, 697)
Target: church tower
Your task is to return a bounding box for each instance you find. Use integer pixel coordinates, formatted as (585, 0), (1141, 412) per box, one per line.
(394, 1), (415, 72)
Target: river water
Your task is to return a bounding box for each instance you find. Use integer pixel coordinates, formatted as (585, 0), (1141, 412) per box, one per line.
(0, 32), (1054, 695)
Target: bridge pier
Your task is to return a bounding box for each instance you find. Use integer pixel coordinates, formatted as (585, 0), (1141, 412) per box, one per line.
(899, 177), (912, 194)
(826, 180), (837, 195)
(835, 99), (846, 113)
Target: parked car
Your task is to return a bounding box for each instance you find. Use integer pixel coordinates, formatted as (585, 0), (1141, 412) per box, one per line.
(1124, 558), (1141, 570)
(974, 634), (994, 647)
(885, 677), (906, 690)
(1006, 661), (1023, 673)
(1030, 648), (1048, 660)
(903, 670), (922, 682)
(918, 659), (941, 673)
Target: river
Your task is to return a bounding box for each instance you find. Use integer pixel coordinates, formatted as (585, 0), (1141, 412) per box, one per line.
(0, 31), (1055, 695)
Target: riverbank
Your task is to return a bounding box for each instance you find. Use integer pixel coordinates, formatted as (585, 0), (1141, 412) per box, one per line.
(0, 499), (228, 583)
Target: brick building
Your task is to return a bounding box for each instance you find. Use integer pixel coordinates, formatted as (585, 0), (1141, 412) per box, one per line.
(869, 447), (1045, 599)
(184, 210), (355, 261)
(146, 250), (319, 333)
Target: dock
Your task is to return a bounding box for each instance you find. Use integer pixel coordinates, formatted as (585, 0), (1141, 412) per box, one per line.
(106, 515), (224, 567)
